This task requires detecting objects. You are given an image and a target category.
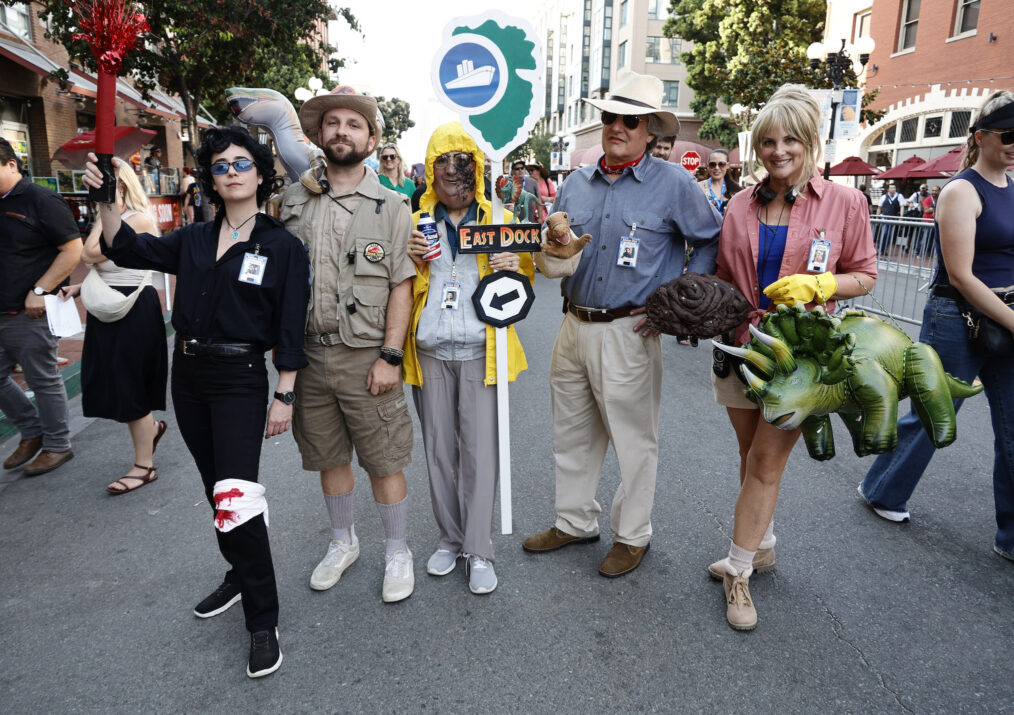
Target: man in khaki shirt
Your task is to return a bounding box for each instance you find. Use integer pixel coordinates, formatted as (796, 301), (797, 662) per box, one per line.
(281, 87), (417, 603)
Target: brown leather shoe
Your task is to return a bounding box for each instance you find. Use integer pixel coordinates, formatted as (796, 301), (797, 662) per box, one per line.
(3, 437), (43, 470)
(522, 527), (600, 553)
(23, 449), (74, 477)
(598, 542), (650, 577)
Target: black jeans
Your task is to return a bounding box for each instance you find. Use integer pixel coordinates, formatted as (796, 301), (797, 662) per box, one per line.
(171, 349), (277, 632)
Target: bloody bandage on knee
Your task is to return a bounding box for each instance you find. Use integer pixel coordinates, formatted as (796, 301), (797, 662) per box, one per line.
(213, 479), (269, 533)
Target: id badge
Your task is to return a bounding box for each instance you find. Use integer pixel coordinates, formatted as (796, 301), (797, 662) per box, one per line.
(239, 253), (268, 285)
(441, 281), (461, 310)
(807, 237), (831, 273)
(617, 237), (639, 268)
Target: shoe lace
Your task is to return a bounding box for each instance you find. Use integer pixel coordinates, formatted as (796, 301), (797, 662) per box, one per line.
(469, 555), (491, 571)
(386, 550), (411, 578)
(250, 630), (272, 651)
(727, 576), (753, 607)
(322, 540), (354, 565)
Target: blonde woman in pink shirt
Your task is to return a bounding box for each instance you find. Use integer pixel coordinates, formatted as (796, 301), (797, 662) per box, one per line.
(708, 85), (878, 630)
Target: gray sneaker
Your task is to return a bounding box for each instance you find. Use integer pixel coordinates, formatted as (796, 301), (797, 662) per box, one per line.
(427, 549), (459, 576)
(466, 555), (497, 594)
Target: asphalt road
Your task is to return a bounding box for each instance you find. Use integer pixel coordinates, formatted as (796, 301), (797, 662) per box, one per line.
(2, 271), (1011, 713)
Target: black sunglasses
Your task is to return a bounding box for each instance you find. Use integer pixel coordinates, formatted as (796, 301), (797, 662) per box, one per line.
(434, 152), (473, 170)
(601, 111), (646, 130)
(381, 154), (398, 160)
(980, 128), (1014, 145)
(210, 159), (255, 175)
(708, 161), (728, 169)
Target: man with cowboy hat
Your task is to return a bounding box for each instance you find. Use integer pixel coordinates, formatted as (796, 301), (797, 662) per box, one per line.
(523, 70), (722, 577)
(279, 86), (418, 603)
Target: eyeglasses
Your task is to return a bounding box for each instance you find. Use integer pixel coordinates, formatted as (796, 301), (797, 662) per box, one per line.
(601, 111), (646, 130)
(512, 164), (525, 171)
(381, 154), (398, 161)
(434, 152), (473, 170)
(209, 159), (255, 175)
(708, 161), (728, 169)
(980, 128), (1014, 145)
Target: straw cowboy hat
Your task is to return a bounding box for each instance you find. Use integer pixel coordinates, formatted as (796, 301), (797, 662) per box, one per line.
(583, 70), (680, 136)
(299, 86), (381, 145)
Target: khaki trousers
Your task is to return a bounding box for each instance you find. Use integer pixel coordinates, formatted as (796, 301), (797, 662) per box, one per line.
(550, 314), (662, 546)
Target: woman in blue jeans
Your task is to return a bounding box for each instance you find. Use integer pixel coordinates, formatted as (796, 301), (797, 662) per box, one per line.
(859, 90), (1014, 561)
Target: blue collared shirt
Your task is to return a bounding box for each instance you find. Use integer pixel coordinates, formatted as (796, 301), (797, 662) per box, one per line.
(554, 154), (721, 308)
(434, 201), (479, 259)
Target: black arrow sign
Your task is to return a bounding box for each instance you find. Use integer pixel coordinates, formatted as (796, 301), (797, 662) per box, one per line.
(490, 288), (520, 311)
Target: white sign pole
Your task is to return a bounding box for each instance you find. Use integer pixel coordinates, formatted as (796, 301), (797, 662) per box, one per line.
(489, 161), (513, 535)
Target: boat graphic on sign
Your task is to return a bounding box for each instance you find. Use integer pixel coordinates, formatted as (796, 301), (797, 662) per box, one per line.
(445, 59), (495, 90)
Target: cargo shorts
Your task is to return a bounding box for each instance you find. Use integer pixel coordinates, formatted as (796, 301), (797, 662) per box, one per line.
(293, 339), (413, 476)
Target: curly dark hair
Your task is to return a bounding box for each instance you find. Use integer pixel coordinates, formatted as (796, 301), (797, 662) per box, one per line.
(194, 126), (280, 208)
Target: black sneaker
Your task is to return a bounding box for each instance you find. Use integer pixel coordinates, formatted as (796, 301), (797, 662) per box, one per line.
(193, 581), (242, 618)
(247, 628), (283, 678)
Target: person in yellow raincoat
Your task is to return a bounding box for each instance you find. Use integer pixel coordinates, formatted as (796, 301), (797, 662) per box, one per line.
(403, 122), (534, 595)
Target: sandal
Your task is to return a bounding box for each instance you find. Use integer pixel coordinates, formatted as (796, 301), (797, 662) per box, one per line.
(152, 420), (168, 455)
(107, 464), (158, 495)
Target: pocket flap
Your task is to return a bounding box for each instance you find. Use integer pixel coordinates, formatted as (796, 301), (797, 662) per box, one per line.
(353, 283), (388, 306)
(377, 395), (407, 421)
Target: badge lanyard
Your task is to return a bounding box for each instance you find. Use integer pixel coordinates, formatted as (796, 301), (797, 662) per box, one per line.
(441, 259), (461, 310)
(238, 243), (267, 285)
(617, 222), (639, 268)
(808, 228), (831, 274)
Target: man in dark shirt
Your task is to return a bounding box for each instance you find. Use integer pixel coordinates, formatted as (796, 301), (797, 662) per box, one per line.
(0, 138), (82, 475)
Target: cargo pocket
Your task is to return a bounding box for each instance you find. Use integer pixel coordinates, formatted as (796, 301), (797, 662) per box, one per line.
(377, 392), (413, 461)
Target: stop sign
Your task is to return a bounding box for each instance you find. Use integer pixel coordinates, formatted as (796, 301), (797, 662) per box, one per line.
(680, 151), (701, 173)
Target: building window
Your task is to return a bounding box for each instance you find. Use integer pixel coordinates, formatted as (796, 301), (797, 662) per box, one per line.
(900, 117), (918, 143)
(645, 36), (681, 64)
(898, 0), (920, 51)
(647, 0), (661, 20)
(76, 113), (95, 135)
(618, 40), (627, 68)
(954, 0), (979, 36)
(853, 11), (871, 43)
(0, 2), (33, 40)
(662, 80), (679, 107)
(949, 110), (971, 137)
(619, 0), (627, 27)
(923, 116), (942, 138)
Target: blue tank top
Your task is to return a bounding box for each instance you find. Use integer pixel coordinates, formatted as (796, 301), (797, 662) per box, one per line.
(758, 223), (788, 310)
(933, 168), (1014, 289)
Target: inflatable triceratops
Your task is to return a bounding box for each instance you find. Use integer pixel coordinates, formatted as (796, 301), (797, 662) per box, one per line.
(713, 304), (983, 460)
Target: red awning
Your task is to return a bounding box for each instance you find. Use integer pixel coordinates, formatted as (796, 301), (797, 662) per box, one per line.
(877, 156), (928, 180)
(908, 146), (964, 178)
(828, 156), (881, 176)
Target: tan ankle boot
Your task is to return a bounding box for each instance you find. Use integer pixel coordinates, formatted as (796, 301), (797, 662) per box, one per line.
(723, 565), (757, 631)
(708, 548), (775, 580)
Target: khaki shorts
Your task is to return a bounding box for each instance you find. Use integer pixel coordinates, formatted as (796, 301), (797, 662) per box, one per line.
(711, 363), (757, 410)
(293, 340), (413, 476)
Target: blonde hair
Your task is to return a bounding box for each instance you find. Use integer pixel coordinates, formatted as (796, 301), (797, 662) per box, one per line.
(964, 90), (1014, 170)
(117, 164), (160, 236)
(379, 142), (404, 180)
(750, 84), (822, 192)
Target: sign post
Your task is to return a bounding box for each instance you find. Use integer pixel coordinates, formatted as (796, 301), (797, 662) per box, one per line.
(433, 11), (544, 534)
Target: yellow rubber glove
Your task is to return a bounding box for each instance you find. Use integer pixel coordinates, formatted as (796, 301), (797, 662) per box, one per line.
(763, 271), (838, 306)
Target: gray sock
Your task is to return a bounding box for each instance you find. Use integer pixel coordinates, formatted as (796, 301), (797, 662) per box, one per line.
(377, 496), (408, 557)
(324, 490), (355, 543)
(728, 542), (756, 574)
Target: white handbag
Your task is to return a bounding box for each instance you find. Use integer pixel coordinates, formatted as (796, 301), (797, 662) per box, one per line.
(79, 266), (151, 323)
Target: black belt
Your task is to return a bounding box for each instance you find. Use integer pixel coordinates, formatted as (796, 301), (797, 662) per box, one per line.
(931, 284), (1014, 304)
(563, 298), (638, 323)
(306, 332), (342, 347)
(176, 336), (262, 357)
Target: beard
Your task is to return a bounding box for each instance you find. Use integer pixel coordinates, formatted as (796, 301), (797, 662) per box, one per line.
(324, 138), (373, 167)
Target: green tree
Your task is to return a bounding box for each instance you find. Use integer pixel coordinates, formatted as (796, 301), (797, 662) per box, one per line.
(26, 0), (358, 159)
(258, 44), (336, 109)
(506, 132), (552, 170)
(375, 96), (415, 143)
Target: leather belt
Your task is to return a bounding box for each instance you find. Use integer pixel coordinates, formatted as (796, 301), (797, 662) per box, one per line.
(931, 284), (1014, 305)
(176, 336), (262, 357)
(306, 332), (342, 347)
(563, 298), (638, 323)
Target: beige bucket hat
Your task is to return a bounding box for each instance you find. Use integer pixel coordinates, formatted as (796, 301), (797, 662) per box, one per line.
(299, 86), (380, 145)
(583, 70), (680, 136)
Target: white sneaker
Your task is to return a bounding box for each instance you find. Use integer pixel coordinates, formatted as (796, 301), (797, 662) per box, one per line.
(309, 538), (360, 591)
(466, 555), (498, 594)
(857, 484), (911, 523)
(427, 549), (459, 576)
(382, 548), (415, 603)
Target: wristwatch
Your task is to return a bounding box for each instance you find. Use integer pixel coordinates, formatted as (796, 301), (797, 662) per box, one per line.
(273, 391), (296, 405)
(378, 351), (403, 367)
(32, 286), (46, 296)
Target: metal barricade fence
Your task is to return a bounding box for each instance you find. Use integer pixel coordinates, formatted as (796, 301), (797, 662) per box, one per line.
(841, 215), (937, 328)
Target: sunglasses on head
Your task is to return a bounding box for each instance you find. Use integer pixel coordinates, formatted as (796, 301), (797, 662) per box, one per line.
(708, 161), (728, 169)
(381, 153), (398, 160)
(601, 111), (646, 130)
(209, 159), (255, 175)
(434, 152), (473, 170)
(980, 128), (1014, 145)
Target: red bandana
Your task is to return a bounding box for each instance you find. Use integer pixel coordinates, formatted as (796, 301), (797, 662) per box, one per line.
(600, 154), (645, 176)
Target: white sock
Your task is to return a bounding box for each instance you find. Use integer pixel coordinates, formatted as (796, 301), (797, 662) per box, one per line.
(759, 520), (776, 550)
(728, 542), (756, 574)
(377, 496), (408, 557)
(324, 491), (355, 543)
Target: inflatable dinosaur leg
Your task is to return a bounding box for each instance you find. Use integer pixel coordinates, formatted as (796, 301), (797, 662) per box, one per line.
(903, 343), (983, 448)
(800, 414), (836, 461)
(837, 410), (868, 456)
(846, 363), (900, 455)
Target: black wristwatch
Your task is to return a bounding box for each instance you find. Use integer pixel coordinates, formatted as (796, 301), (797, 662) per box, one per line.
(273, 391), (296, 405)
(378, 351), (402, 367)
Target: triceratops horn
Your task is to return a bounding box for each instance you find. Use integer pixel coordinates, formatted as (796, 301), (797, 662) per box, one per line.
(748, 324), (797, 373)
(710, 341), (776, 379)
(741, 364), (769, 396)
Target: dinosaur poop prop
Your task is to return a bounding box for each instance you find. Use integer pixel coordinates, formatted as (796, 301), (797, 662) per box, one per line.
(645, 273), (751, 338)
(713, 304), (983, 460)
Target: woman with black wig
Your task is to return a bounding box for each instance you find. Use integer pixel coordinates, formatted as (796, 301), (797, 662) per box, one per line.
(83, 127), (309, 679)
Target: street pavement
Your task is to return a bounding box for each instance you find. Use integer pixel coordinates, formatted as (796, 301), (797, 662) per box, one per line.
(1, 271), (1011, 713)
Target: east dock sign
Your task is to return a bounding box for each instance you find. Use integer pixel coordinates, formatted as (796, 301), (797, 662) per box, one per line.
(457, 223), (542, 253)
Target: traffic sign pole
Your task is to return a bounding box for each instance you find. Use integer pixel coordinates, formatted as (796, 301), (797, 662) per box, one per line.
(495, 325), (512, 534)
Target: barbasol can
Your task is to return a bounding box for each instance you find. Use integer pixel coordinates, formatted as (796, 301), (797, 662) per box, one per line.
(417, 212), (441, 261)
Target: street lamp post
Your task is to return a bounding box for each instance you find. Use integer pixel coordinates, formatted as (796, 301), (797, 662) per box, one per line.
(807, 36), (875, 179)
(550, 134), (569, 183)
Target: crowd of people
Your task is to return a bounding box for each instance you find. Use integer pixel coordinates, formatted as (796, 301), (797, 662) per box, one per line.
(1, 72), (1010, 679)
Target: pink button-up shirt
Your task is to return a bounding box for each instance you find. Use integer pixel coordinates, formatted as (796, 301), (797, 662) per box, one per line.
(717, 173), (878, 345)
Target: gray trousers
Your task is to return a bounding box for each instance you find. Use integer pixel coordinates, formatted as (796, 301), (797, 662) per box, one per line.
(412, 354), (497, 561)
(0, 313), (71, 451)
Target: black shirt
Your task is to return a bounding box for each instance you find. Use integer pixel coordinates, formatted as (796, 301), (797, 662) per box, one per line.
(0, 177), (80, 312)
(102, 214), (310, 372)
